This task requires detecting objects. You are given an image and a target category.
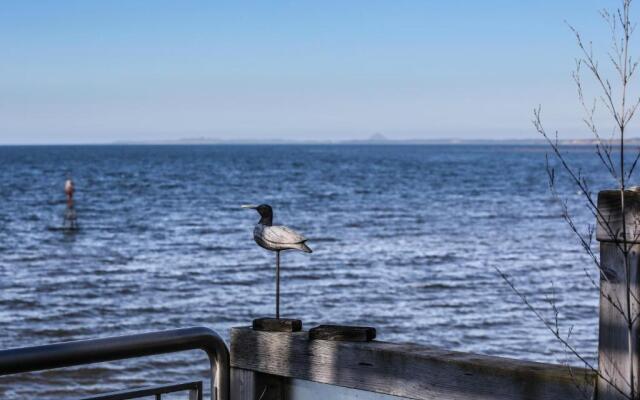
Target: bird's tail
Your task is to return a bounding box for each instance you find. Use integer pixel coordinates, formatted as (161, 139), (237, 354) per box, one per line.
(299, 242), (313, 253)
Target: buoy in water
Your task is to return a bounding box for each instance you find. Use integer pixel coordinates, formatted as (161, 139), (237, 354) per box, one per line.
(63, 176), (78, 231)
(65, 178), (74, 208)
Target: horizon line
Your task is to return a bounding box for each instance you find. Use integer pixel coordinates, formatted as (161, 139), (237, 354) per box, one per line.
(0, 137), (636, 146)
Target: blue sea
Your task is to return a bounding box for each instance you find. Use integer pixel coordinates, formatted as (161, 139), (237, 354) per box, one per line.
(0, 144), (614, 398)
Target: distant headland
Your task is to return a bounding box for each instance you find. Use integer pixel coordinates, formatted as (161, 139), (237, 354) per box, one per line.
(111, 133), (640, 146)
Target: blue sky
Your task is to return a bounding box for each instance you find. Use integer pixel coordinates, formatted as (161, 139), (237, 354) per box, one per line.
(0, 1), (627, 144)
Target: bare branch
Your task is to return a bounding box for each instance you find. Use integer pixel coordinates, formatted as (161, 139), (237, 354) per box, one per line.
(494, 267), (632, 399)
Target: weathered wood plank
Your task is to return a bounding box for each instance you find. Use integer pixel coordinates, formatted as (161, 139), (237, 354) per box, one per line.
(597, 240), (640, 399)
(230, 327), (594, 400)
(231, 369), (404, 400)
(596, 190), (640, 243)
(597, 189), (640, 400)
(309, 325), (376, 342)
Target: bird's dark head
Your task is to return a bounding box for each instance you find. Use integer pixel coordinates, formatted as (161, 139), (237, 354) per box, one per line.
(241, 204), (273, 226)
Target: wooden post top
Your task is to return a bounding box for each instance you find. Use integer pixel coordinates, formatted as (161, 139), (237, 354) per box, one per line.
(596, 189), (640, 243)
(230, 327), (593, 400)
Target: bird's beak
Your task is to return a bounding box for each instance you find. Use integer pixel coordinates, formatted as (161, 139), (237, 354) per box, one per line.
(241, 204), (258, 209)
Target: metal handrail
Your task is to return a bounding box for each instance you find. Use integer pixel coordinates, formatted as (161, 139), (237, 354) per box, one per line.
(0, 326), (229, 400)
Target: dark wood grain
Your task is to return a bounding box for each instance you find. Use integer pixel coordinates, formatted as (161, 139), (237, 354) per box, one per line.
(309, 325), (376, 342)
(596, 190), (640, 243)
(231, 327), (594, 400)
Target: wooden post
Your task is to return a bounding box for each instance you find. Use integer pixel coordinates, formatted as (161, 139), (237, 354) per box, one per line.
(596, 190), (640, 400)
(230, 367), (284, 400)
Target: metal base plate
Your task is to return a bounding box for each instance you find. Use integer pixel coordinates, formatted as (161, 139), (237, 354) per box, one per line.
(309, 325), (376, 342)
(252, 318), (302, 332)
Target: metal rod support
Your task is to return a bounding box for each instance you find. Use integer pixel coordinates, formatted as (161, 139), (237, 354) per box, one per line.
(72, 381), (202, 400)
(0, 327), (229, 400)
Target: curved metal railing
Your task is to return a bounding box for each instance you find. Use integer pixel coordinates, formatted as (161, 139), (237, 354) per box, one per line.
(0, 326), (229, 400)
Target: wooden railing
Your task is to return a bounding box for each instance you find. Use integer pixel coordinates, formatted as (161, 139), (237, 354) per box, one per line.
(230, 327), (594, 400)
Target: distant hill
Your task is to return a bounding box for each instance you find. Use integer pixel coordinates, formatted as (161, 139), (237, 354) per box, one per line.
(368, 133), (389, 142)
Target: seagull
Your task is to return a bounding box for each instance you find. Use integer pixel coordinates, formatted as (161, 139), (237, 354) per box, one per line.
(242, 204), (312, 319)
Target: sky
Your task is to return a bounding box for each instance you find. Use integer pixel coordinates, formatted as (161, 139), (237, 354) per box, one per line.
(0, 0), (633, 144)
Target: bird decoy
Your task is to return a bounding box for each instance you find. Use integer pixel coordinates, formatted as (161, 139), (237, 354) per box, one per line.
(242, 204), (311, 322)
(63, 175), (78, 230)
